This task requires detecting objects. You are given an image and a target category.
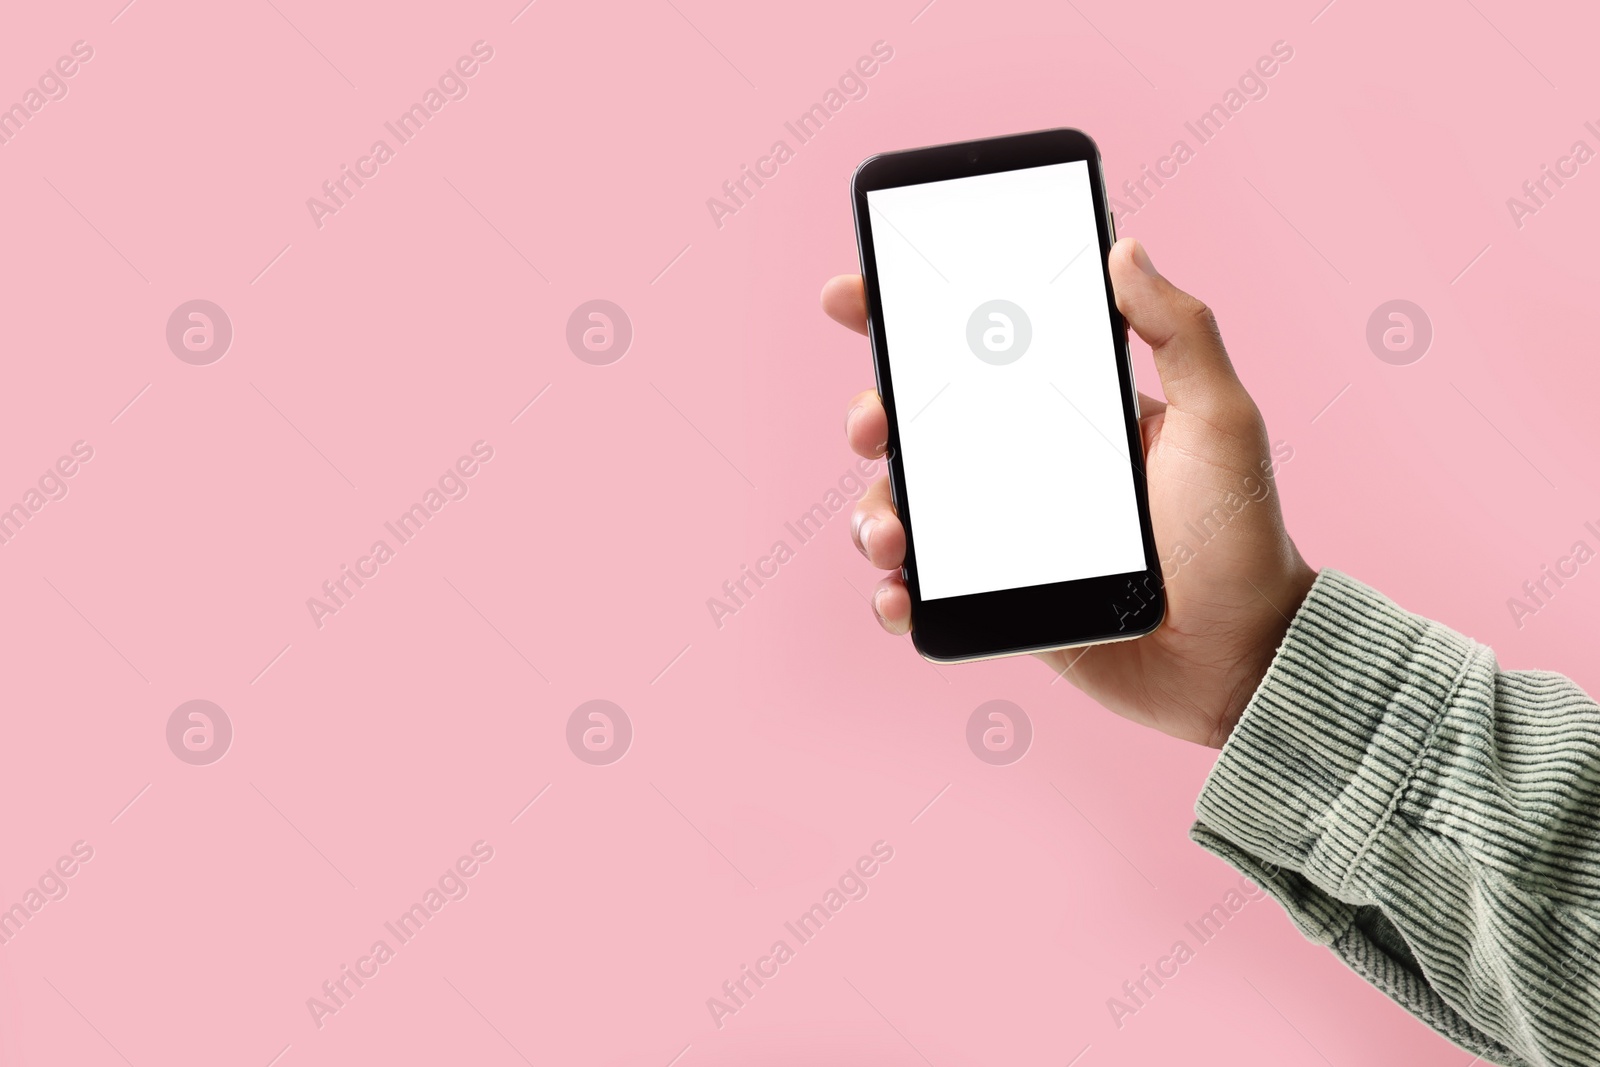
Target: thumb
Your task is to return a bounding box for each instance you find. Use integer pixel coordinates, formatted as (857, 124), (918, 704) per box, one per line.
(1109, 238), (1247, 418)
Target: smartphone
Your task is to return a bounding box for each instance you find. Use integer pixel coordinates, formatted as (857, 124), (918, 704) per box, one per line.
(851, 128), (1163, 662)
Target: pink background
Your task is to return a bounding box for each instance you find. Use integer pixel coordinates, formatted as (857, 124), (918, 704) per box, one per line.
(2, 0), (1597, 1064)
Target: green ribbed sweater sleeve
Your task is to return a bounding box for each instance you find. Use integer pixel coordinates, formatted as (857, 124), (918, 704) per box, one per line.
(1191, 569), (1600, 1067)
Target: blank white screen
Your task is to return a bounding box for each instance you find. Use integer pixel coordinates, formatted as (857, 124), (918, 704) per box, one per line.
(867, 160), (1145, 601)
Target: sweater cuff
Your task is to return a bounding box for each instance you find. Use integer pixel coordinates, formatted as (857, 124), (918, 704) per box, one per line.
(1194, 569), (1480, 897)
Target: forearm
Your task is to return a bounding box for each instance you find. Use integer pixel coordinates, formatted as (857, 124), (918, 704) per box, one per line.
(1192, 569), (1600, 1067)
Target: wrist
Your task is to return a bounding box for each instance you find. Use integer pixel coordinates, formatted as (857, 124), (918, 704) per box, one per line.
(1208, 559), (1317, 749)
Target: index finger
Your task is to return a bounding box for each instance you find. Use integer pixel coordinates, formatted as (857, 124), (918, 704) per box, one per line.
(821, 275), (868, 336)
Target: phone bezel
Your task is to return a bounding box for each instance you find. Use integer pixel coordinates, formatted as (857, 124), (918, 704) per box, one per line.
(850, 127), (1165, 663)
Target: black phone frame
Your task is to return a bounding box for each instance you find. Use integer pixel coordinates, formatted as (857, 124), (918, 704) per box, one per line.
(851, 127), (1165, 662)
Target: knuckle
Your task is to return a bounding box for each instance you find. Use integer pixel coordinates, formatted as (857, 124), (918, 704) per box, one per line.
(1214, 395), (1267, 442)
(1177, 291), (1215, 331)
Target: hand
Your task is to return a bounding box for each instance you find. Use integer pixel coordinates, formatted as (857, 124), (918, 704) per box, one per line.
(822, 238), (1316, 748)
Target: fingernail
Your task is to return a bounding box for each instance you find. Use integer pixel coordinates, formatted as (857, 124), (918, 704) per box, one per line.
(1132, 240), (1159, 277)
(846, 403), (864, 438)
(871, 587), (888, 622)
(859, 517), (878, 559)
